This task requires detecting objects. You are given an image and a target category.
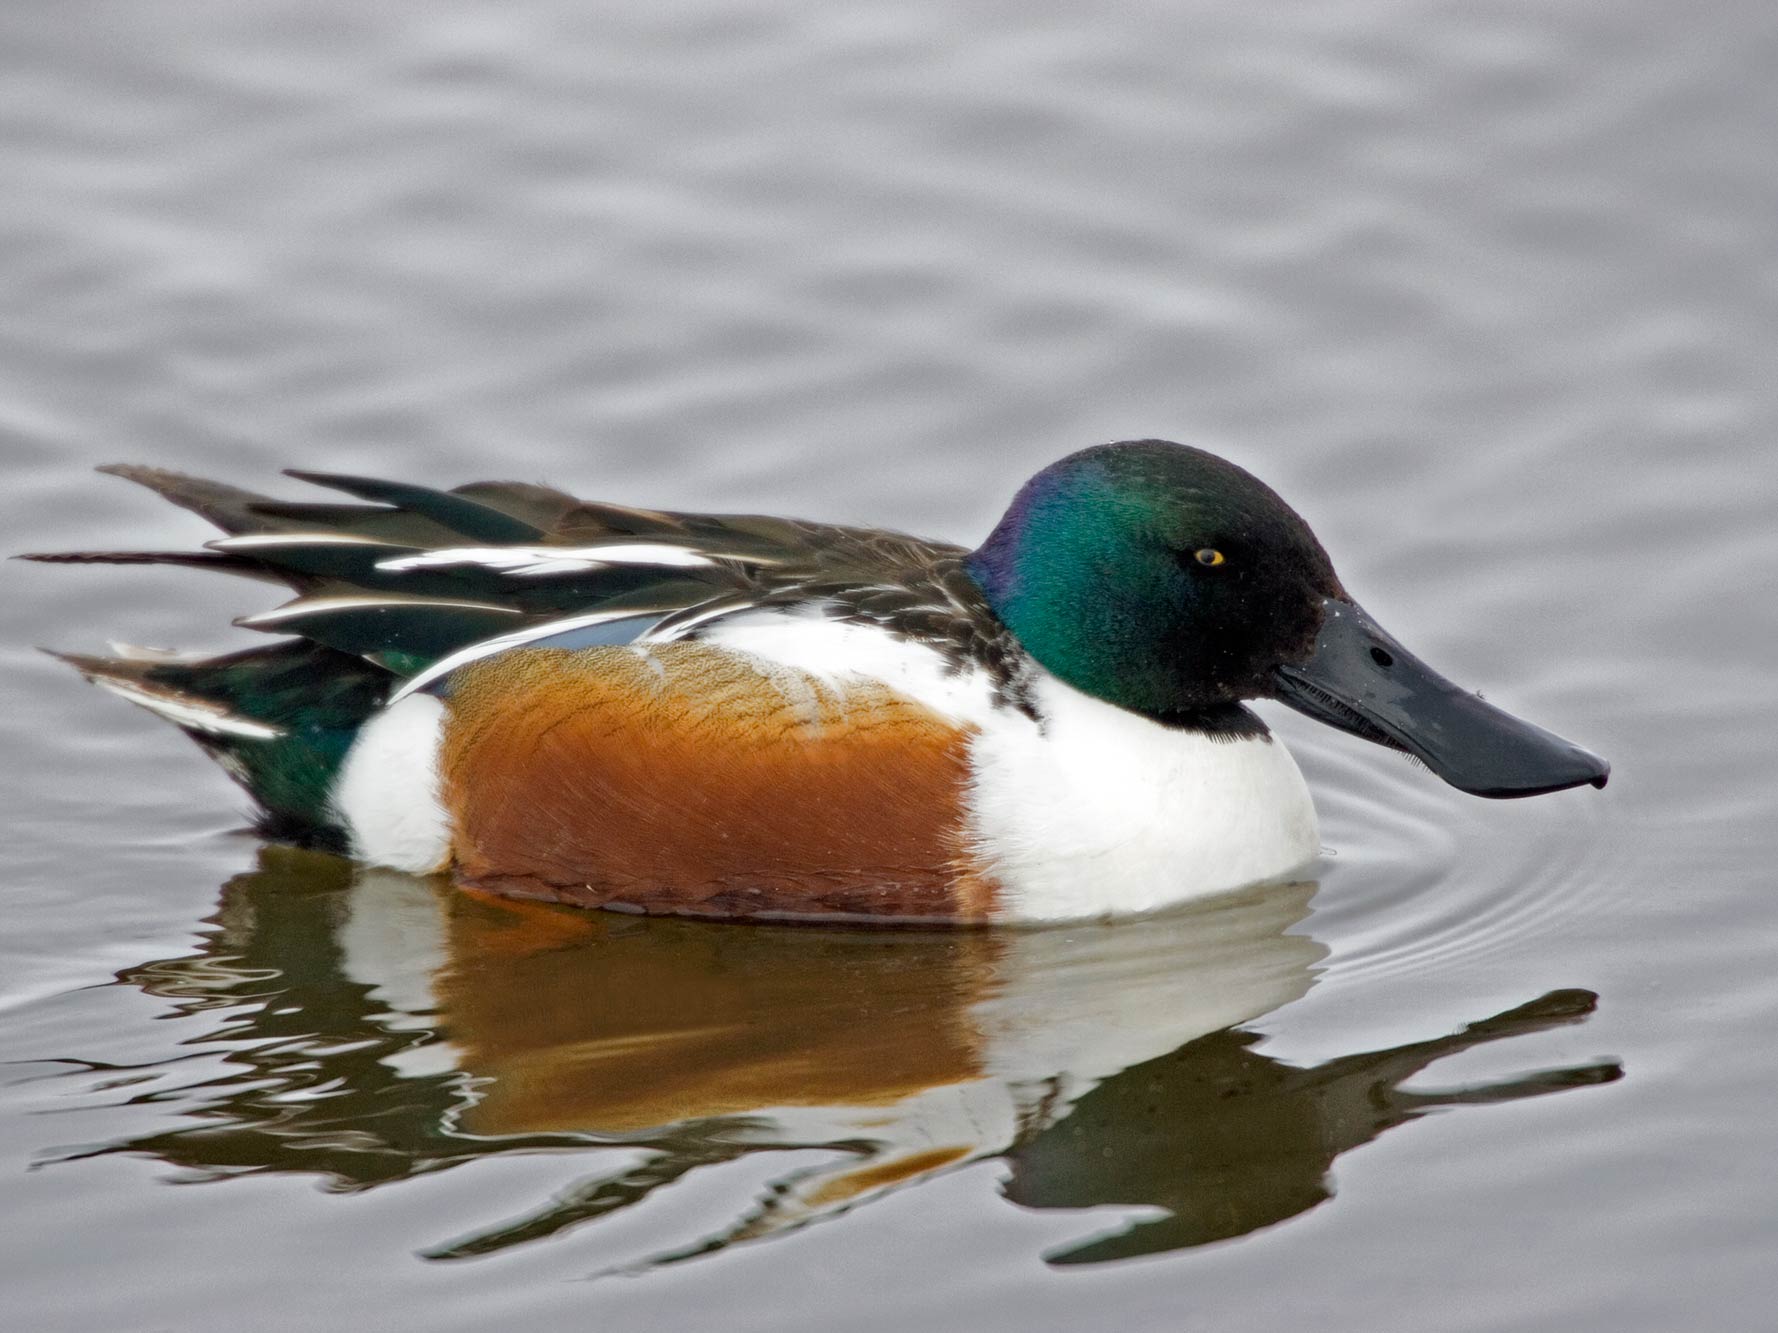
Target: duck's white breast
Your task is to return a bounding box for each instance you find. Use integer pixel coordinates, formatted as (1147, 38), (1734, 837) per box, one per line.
(965, 672), (1320, 923)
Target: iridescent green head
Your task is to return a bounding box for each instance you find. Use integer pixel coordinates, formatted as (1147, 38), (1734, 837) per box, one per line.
(966, 439), (1610, 800)
(965, 440), (1343, 724)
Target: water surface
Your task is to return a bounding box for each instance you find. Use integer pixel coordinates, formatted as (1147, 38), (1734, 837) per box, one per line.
(3, 3), (1776, 1330)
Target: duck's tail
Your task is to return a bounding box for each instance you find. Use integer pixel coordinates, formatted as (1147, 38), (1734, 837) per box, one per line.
(25, 461), (770, 845)
(23, 464), (443, 845)
(45, 640), (391, 849)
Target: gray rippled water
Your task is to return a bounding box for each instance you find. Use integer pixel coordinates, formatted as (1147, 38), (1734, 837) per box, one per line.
(3, 3), (1776, 1331)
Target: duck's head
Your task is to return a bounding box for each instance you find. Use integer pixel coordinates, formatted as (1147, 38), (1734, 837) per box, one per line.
(966, 440), (1607, 798)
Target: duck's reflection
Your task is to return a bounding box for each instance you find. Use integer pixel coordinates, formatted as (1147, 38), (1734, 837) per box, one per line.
(96, 848), (1619, 1267)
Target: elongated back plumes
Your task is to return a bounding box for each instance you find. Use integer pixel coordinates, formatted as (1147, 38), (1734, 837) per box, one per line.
(26, 463), (972, 844)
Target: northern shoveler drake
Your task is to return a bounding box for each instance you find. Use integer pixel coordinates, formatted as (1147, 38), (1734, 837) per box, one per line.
(30, 440), (1608, 924)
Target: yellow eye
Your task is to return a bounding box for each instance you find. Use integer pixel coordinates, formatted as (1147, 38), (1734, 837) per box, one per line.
(1194, 548), (1225, 567)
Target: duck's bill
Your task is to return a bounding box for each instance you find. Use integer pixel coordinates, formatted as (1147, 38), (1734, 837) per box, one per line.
(1271, 597), (1609, 799)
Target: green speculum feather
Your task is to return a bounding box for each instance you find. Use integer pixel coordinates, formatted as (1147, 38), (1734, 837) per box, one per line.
(373, 649), (436, 679)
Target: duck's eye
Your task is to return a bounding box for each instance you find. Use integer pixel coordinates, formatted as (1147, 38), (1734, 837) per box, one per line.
(1193, 548), (1226, 567)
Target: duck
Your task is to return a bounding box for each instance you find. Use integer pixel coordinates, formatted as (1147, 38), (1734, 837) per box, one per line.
(29, 439), (1608, 924)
